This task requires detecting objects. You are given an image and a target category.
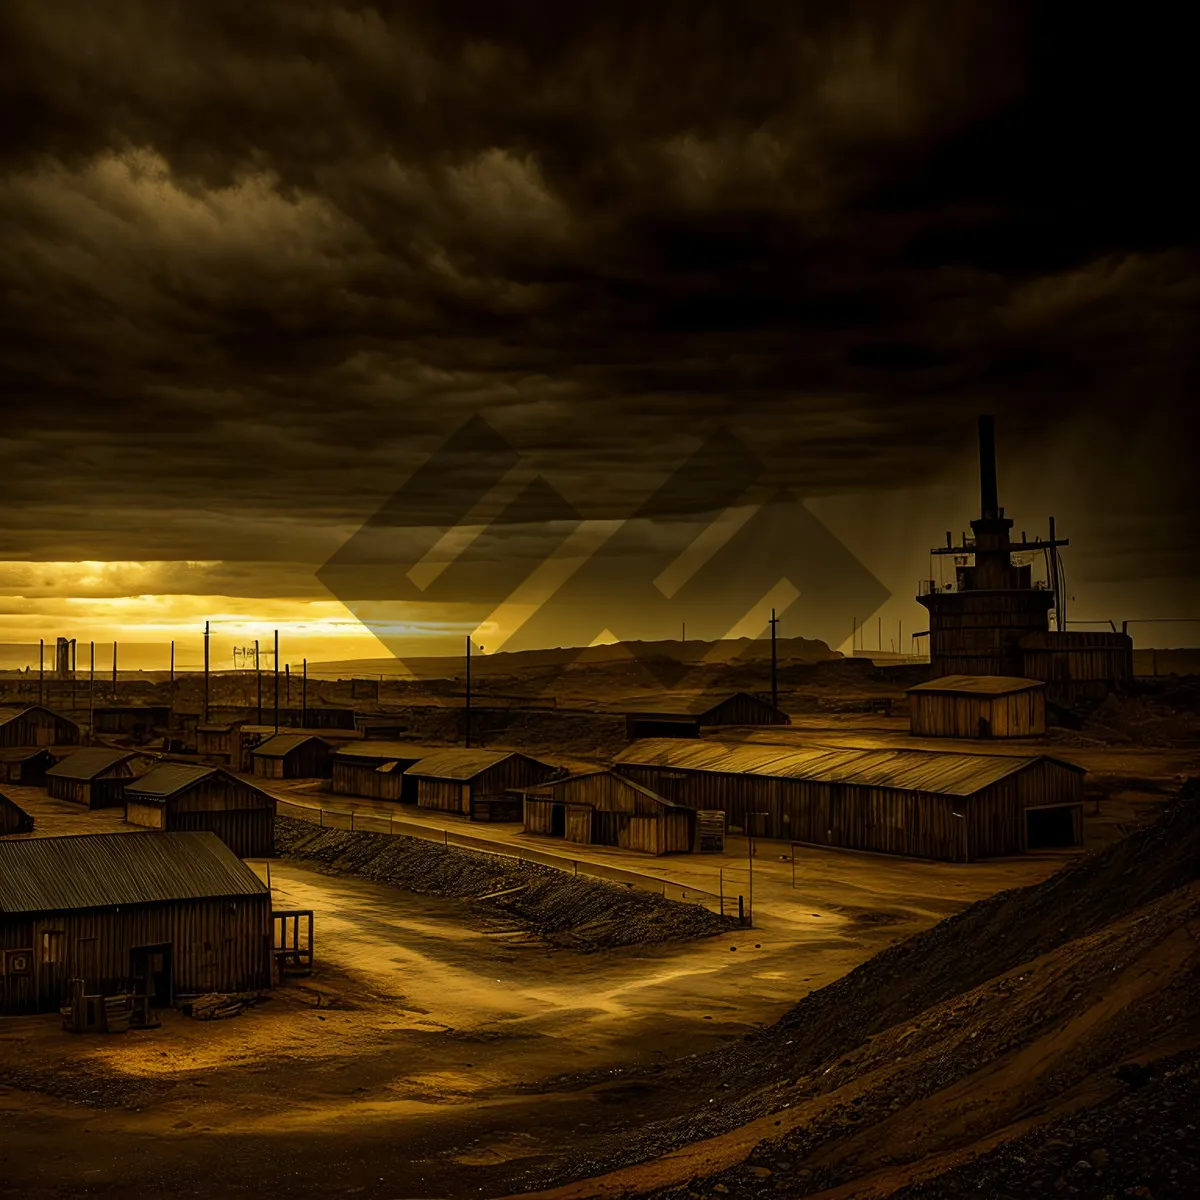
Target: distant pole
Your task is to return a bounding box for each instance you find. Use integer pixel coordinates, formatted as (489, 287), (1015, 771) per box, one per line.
(302, 659), (308, 725)
(112, 640), (118, 700)
(681, 622), (685, 645)
(898, 619), (903, 658)
(852, 617), (857, 653)
(769, 608), (779, 713)
(1048, 516), (1064, 631)
(255, 638), (262, 723)
(747, 821), (755, 927)
(465, 635), (472, 748)
(877, 616), (882, 652)
(286, 662), (291, 707)
(38, 638), (44, 705)
(273, 629), (279, 733)
(71, 639), (77, 709)
(169, 640), (175, 689)
(203, 620), (210, 723)
(89, 641), (95, 744)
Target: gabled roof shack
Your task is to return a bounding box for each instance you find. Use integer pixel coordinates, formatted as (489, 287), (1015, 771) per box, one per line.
(123, 763), (218, 798)
(251, 733), (325, 758)
(45, 749), (138, 781)
(0, 831), (267, 915)
(906, 675), (1046, 698)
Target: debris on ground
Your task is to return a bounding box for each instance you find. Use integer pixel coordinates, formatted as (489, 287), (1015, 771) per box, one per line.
(274, 815), (738, 951)
(179, 992), (266, 1021)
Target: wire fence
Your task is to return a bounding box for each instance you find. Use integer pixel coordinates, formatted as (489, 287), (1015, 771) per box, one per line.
(274, 796), (733, 917)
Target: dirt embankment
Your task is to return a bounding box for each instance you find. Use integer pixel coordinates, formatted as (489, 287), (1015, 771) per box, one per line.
(274, 815), (737, 952)
(502, 781), (1200, 1199)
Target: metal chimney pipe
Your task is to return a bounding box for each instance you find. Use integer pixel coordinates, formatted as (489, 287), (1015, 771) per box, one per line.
(978, 414), (999, 518)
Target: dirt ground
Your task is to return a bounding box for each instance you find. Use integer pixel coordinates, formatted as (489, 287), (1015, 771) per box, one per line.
(3, 696), (1198, 1199)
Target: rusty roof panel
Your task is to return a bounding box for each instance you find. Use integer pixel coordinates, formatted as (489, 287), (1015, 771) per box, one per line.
(0, 830), (267, 914)
(906, 675), (1045, 697)
(614, 738), (1083, 796)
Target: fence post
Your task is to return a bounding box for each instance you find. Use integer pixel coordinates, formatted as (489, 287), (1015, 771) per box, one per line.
(319, 809), (324, 828)
(792, 847), (796, 890)
(443, 830), (447, 846)
(350, 812), (355, 832)
(738, 895), (745, 925)
(719, 867), (724, 916)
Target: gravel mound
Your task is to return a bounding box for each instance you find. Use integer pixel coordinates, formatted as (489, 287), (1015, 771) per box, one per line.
(274, 815), (737, 951)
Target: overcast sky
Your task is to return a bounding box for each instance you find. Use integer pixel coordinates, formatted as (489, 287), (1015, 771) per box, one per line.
(0, 2), (1195, 663)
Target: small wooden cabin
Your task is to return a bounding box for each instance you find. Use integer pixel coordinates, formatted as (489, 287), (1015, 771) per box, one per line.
(524, 769), (695, 854)
(124, 764), (277, 858)
(45, 749), (141, 809)
(0, 831), (272, 1015)
(906, 675), (1046, 739)
(622, 692), (790, 741)
(0, 705), (81, 748)
(250, 734), (333, 779)
(0, 791), (34, 835)
(331, 742), (440, 802)
(0, 747), (57, 786)
(406, 750), (560, 819)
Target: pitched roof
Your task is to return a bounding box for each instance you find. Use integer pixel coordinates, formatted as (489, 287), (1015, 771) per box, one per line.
(0, 704), (78, 728)
(0, 746), (55, 763)
(613, 738), (1084, 797)
(0, 831), (267, 914)
(534, 768), (685, 809)
(45, 748), (137, 781)
(251, 733), (325, 758)
(123, 763), (219, 798)
(906, 675), (1046, 697)
(403, 749), (530, 780)
(333, 741), (441, 763)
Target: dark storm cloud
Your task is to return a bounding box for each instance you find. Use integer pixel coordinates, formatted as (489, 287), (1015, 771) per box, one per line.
(0, 1), (1195, 596)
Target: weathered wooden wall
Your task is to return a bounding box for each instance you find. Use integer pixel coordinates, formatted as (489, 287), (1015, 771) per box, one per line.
(0, 896), (272, 1015)
(909, 689), (1046, 738)
(0, 708), (81, 748)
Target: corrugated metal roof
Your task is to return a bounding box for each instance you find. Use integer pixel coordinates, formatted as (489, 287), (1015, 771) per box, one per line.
(333, 741), (441, 762)
(0, 831), (267, 914)
(252, 734), (322, 758)
(45, 749), (136, 781)
(614, 738), (1083, 796)
(906, 675), (1045, 697)
(403, 749), (526, 780)
(124, 763), (218, 798)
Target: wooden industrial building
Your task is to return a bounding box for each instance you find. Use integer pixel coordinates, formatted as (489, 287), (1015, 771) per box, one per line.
(907, 676), (1047, 739)
(124, 764), (277, 858)
(91, 705), (172, 737)
(1019, 631), (1135, 703)
(197, 722), (358, 771)
(45, 749), (142, 809)
(0, 704), (81, 749)
(0, 747), (57, 786)
(613, 738), (1086, 862)
(524, 769), (695, 854)
(331, 742), (441, 802)
(0, 831), (272, 1015)
(621, 692), (791, 741)
(250, 734), (333, 779)
(407, 750), (560, 820)
(0, 791), (34, 835)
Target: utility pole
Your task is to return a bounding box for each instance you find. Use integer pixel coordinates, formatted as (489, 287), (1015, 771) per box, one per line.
(285, 663), (290, 707)
(273, 629), (279, 733)
(255, 638), (262, 723)
(878, 616), (882, 653)
(769, 608), (779, 714)
(302, 659), (307, 726)
(203, 620), (210, 723)
(112, 640), (117, 701)
(38, 639), (44, 706)
(1048, 515), (1063, 631)
(465, 634), (472, 749)
(88, 641), (95, 743)
(746, 812), (768, 927)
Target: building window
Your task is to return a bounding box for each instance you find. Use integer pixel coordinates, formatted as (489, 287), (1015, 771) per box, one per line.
(41, 930), (64, 964)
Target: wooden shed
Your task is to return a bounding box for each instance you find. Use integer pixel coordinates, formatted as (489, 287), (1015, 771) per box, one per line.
(1019, 631), (1136, 703)
(124, 764), (277, 858)
(525, 769), (695, 854)
(906, 676), (1047, 738)
(406, 750), (560, 820)
(0, 705), (81, 748)
(331, 742), (441, 802)
(0, 831), (272, 1015)
(91, 705), (172, 737)
(0, 747), (57, 786)
(622, 692), (790, 741)
(0, 791), (34, 836)
(613, 738), (1086, 862)
(45, 749), (141, 809)
(250, 734), (333, 779)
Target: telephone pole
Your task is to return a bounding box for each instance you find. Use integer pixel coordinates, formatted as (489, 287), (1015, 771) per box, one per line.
(465, 635), (472, 749)
(768, 607), (779, 713)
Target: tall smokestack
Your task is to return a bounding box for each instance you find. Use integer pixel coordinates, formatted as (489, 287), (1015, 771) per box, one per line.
(978, 414), (999, 519)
